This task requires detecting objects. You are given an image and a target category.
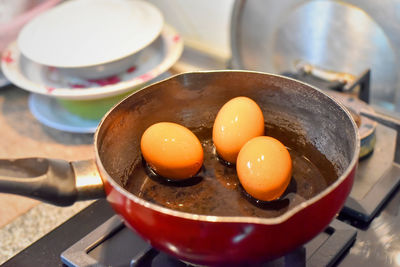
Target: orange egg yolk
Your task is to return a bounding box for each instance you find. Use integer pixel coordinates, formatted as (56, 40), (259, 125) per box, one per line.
(236, 136), (292, 201)
(141, 122), (204, 180)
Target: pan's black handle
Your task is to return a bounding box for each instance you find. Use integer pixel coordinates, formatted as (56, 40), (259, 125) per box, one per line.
(0, 158), (105, 206)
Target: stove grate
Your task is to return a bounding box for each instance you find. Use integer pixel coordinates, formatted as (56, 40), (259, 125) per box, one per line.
(61, 216), (356, 267)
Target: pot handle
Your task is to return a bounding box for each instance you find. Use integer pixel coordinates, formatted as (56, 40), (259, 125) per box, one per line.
(0, 158), (105, 206)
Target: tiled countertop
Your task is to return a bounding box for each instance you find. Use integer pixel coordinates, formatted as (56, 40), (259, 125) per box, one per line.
(0, 200), (94, 264)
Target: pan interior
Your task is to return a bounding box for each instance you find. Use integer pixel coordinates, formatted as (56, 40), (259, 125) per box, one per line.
(97, 71), (357, 218)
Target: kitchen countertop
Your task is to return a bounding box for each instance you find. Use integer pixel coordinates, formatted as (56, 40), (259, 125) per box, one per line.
(0, 86), (95, 264)
(0, 46), (227, 265)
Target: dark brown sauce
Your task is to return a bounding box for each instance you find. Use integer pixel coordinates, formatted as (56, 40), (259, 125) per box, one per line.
(124, 125), (338, 218)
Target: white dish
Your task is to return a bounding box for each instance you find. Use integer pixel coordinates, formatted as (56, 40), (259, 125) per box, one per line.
(55, 49), (142, 79)
(18, 0), (164, 69)
(28, 93), (99, 133)
(2, 25), (183, 100)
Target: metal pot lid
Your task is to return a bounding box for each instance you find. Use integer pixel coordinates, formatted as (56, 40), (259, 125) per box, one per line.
(230, 0), (400, 111)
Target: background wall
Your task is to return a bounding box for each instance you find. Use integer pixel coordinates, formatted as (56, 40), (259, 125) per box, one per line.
(148, 0), (234, 60)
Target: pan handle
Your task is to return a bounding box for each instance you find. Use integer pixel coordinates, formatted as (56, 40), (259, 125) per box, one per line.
(0, 158), (105, 206)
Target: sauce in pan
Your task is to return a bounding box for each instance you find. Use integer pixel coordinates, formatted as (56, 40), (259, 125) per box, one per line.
(124, 125), (338, 218)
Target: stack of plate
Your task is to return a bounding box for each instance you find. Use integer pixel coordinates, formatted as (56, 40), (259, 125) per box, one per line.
(1, 0), (183, 133)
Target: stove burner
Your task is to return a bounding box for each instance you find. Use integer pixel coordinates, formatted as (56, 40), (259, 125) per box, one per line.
(292, 61), (370, 104)
(61, 216), (356, 267)
(325, 90), (376, 158)
(341, 110), (400, 224)
(282, 65), (400, 224)
(130, 246), (307, 267)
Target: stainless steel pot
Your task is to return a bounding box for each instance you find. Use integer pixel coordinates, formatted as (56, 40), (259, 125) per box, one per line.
(230, 0), (400, 111)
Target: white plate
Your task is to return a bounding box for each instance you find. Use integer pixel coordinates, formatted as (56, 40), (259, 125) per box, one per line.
(2, 25), (183, 100)
(28, 93), (99, 133)
(18, 0), (164, 68)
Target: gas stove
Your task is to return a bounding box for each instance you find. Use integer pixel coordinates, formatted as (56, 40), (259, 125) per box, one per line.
(0, 199), (359, 267)
(2, 187), (400, 267)
(60, 214), (356, 267)
(284, 65), (400, 225)
(2, 67), (400, 266)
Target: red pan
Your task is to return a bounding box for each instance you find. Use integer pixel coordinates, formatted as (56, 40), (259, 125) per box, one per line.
(0, 71), (359, 265)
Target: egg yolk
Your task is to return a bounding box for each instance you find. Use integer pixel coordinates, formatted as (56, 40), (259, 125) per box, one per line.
(213, 97), (264, 164)
(140, 122), (204, 180)
(236, 136), (292, 201)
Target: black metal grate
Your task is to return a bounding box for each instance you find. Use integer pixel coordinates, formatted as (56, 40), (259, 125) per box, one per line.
(61, 216), (356, 267)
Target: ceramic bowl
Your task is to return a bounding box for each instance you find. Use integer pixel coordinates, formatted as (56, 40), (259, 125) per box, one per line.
(57, 52), (142, 80)
(17, 0), (164, 79)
